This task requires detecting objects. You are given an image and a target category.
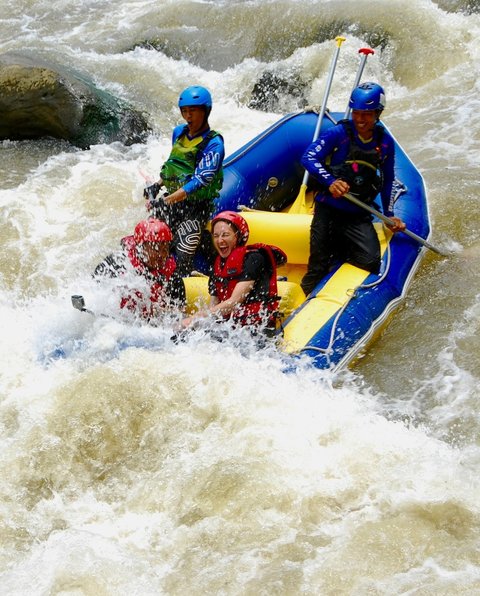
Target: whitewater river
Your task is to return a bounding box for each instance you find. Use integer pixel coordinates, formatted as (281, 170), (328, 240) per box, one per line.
(1, 0), (480, 594)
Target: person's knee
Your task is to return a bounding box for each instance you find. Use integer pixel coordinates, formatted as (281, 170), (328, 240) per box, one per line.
(300, 282), (313, 297)
(365, 259), (381, 274)
(301, 274), (320, 297)
(350, 253), (381, 274)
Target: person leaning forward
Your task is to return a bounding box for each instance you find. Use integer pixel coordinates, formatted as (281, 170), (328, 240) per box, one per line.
(93, 218), (186, 323)
(300, 82), (406, 297)
(181, 211), (287, 335)
(144, 85), (225, 277)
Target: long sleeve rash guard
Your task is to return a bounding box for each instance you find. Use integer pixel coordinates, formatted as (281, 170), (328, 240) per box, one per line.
(301, 122), (396, 217)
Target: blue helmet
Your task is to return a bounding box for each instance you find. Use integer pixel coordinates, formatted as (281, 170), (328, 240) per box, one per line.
(178, 86), (212, 111)
(349, 82), (386, 112)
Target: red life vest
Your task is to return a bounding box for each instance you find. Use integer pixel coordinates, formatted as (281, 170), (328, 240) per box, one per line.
(120, 235), (177, 318)
(213, 243), (286, 327)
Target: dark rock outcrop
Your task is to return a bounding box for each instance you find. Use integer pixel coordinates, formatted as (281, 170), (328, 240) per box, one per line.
(0, 52), (151, 148)
(248, 71), (308, 113)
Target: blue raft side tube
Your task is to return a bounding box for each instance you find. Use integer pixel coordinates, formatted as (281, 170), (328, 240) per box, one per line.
(210, 111), (431, 371)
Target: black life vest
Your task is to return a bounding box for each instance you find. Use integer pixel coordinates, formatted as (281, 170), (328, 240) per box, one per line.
(212, 243), (286, 327)
(329, 120), (385, 204)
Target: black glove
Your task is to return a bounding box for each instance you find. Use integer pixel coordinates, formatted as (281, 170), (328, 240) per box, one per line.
(143, 182), (161, 201)
(146, 189), (170, 221)
(148, 196), (163, 211)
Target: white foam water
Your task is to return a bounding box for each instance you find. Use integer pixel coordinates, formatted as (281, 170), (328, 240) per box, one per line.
(1, 0), (480, 593)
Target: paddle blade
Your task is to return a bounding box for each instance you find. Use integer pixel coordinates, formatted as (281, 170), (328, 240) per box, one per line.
(289, 184), (308, 214)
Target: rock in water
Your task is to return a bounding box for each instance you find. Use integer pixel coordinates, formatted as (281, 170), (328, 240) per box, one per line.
(0, 52), (151, 148)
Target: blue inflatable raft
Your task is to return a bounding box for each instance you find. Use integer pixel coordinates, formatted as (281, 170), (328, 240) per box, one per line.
(185, 109), (431, 371)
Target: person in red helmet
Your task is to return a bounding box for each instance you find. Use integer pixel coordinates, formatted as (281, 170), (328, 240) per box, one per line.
(93, 218), (185, 322)
(181, 211), (286, 334)
(144, 85), (225, 277)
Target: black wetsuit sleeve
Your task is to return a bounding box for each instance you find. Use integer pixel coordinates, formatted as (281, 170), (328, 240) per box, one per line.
(92, 252), (128, 278)
(237, 252), (266, 281)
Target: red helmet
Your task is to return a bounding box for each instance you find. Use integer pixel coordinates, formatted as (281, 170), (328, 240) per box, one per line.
(134, 219), (172, 244)
(211, 211), (249, 245)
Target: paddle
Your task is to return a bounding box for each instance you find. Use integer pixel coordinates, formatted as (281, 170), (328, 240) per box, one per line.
(343, 192), (450, 256)
(289, 36), (346, 214)
(344, 48), (375, 119)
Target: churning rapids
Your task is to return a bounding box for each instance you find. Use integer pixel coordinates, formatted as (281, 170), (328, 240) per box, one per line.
(1, 0), (480, 594)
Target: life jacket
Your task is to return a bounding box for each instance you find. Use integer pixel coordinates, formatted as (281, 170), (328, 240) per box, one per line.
(160, 126), (223, 203)
(328, 120), (386, 204)
(212, 244), (287, 327)
(120, 235), (177, 318)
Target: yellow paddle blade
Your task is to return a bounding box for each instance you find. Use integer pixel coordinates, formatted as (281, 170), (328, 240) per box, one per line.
(288, 185), (316, 215)
(288, 184), (307, 214)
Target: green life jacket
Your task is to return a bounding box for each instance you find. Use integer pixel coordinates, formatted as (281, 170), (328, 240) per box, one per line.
(160, 127), (223, 204)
